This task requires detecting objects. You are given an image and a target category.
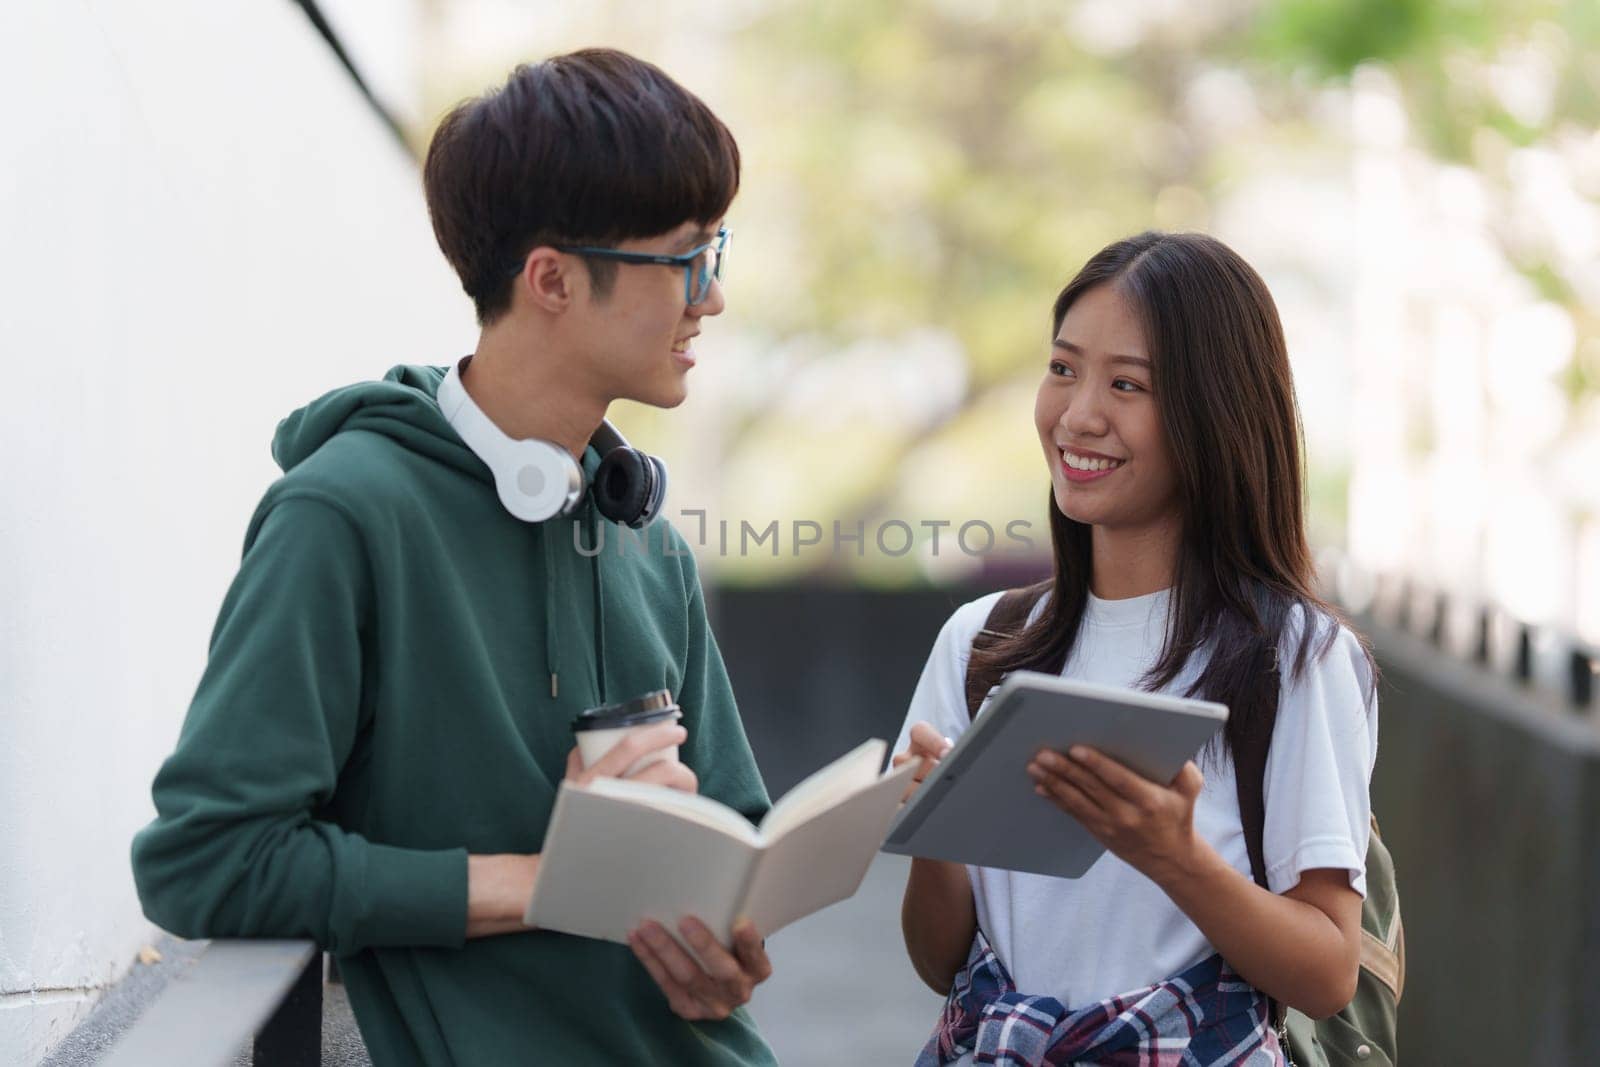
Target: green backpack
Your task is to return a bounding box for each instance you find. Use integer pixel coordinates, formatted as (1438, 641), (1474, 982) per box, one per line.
(965, 586), (1404, 1066)
(1231, 646), (1404, 1066)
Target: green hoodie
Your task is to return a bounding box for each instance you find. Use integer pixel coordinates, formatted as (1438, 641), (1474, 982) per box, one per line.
(131, 365), (775, 1066)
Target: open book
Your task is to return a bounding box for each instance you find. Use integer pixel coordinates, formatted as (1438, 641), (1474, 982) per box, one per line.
(525, 739), (917, 945)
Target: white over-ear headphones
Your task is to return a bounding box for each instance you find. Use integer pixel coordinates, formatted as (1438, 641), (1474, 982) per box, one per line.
(437, 357), (668, 529)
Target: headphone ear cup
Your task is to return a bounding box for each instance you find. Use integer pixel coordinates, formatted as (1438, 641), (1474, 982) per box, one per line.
(592, 447), (654, 528)
(638, 454), (668, 527)
(492, 440), (585, 523)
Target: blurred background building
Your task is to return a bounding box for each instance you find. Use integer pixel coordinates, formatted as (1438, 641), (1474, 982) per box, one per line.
(4, 1), (1599, 1064)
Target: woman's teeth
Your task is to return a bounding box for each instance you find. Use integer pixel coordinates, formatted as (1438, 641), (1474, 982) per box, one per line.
(1062, 451), (1124, 472)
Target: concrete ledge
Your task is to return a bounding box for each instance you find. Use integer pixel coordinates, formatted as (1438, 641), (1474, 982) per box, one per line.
(42, 937), (370, 1066)
(100, 939), (314, 1067)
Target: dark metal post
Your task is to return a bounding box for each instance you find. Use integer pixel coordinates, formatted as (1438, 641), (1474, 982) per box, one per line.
(1572, 647), (1595, 712)
(1515, 626), (1534, 683)
(253, 951), (322, 1066)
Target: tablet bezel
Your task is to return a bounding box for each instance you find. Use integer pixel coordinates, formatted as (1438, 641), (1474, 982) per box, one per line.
(882, 670), (1228, 879)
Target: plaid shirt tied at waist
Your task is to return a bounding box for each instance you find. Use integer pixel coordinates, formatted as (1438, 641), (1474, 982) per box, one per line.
(916, 929), (1283, 1066)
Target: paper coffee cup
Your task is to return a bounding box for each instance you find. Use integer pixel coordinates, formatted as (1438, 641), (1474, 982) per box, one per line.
(572, 690), (683, 776)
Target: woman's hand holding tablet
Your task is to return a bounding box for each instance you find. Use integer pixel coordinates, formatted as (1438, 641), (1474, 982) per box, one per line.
(882, 671), (1227, 879)
(1026, 744), (1207, 886)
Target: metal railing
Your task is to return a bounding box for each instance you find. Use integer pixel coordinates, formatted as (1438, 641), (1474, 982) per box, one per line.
(1323, 556), (1599, 718)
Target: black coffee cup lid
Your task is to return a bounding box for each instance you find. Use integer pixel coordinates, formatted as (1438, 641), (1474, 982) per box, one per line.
(572, 689), (680, 732)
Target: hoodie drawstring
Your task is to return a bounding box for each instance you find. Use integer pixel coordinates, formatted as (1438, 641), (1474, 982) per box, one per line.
(543, 522), (560, 700)
(545, 498), (608, 705)
(588, 497), (608, 704)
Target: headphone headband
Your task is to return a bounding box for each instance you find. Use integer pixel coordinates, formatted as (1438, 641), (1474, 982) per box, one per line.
(438, 358), (666, 527)
(589, 418), (627, 458)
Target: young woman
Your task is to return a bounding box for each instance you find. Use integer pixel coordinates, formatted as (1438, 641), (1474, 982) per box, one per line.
(893, 231), (1378, 1066)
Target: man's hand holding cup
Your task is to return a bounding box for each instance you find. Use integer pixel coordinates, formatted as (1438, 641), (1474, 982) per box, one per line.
(562, 689), (772, 1018)
(564, 690), (697, 794)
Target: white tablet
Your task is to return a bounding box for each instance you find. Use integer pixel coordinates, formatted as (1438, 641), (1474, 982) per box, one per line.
(881, 671), (1228, 879)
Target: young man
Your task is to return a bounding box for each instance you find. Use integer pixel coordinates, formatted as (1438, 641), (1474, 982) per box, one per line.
(131, 50), (778, 1065)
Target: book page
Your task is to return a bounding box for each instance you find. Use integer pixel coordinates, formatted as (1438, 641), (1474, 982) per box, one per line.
(757, 738), (888, 842)
(739, 759), (917, 938)
(583, 776), (760, 844)
(527, 784), (759, 945)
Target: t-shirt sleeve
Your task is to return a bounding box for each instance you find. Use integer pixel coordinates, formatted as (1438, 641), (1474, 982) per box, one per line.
(892, 592), (1006, 761)
(1261, 616), (1379, 897)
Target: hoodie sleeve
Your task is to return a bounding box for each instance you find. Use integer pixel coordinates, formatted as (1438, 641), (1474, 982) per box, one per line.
(667, 523), (771, 825)
(130, 493), (467, 955)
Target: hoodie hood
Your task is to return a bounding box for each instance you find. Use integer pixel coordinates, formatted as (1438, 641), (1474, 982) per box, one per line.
(269, 362), (611, 708)
(272, 364), (489, 481)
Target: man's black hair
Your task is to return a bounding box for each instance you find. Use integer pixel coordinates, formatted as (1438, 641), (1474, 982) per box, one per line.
(423, 48), (739, 325)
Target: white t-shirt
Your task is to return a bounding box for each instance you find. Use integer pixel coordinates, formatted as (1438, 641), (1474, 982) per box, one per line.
(894, 587), (1377, 1009)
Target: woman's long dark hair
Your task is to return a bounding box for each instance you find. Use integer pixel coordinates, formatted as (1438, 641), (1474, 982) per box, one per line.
(972, 231), (1376, 763)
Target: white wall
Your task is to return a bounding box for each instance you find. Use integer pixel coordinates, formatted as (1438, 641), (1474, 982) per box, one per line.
(0, 2), (471, 1062)
(317, 0), (424, 130)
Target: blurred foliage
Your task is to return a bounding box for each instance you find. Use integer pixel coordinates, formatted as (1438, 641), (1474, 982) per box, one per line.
(713, 1), (1235, 582)
(1253, 0), (1589, 153)
(1252, 0), (1600, 376)
(420, 0), (1600, 587)
(731, 2), (1197, 372)
(704, 0), (1600, 584)
(1252, 0), (1503, 79)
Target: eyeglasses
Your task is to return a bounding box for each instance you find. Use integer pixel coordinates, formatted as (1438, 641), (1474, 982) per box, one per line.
(527, 226), (730, 306)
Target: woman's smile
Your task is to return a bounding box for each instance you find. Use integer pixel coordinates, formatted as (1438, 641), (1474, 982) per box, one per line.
(1060, 446), (1127, 482)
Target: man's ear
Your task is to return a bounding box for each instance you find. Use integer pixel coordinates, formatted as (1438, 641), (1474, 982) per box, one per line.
(512, 247), (581, 314)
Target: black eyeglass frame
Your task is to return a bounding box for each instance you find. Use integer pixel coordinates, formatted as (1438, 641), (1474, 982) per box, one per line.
(508, 227), (730, 306)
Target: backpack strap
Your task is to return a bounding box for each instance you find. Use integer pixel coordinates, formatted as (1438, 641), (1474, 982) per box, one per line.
(1230, 642), (1281, 894)
(964, 582), (1055, 721)
(1230, 641), (1289, 1038)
